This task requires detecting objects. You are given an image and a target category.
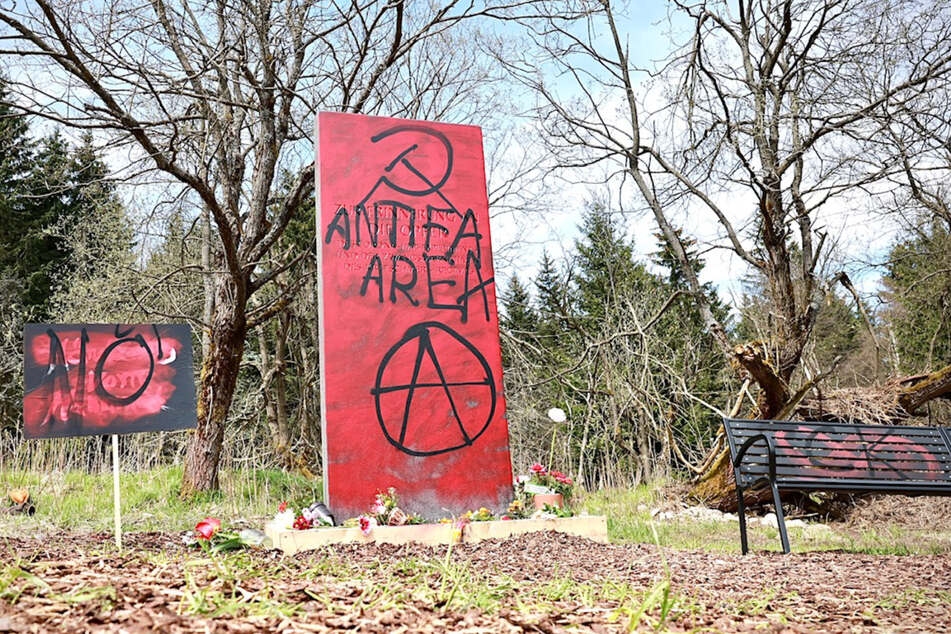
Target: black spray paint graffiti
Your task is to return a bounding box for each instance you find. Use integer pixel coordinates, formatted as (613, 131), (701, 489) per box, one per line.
(41, 325), (166, 413)
(23, 323), (196, 439)
(370, 322), (496, 456)
(323, 125), (494, 324)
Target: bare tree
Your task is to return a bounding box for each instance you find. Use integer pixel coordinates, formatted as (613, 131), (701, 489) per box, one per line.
(508, 0), (951, 504)
(0, 0), (536, 494)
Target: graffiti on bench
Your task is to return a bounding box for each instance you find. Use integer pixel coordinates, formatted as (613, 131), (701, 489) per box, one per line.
(772, 425), (943, 480)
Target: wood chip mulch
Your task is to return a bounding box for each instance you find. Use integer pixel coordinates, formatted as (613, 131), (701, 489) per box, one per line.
(1, 531), (949, 632)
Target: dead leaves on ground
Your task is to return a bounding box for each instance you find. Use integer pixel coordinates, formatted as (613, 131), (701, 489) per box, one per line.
(0, 531), (949, 632)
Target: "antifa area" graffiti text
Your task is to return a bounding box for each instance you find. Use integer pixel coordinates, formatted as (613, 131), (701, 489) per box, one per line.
(322, 125), (494, 324)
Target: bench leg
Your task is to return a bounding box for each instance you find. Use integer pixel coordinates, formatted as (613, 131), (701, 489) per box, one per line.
(736, 486), (749, 555)
(770, 482), (790, 554)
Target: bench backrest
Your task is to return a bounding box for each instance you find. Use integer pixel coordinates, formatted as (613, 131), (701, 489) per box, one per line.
(723, 418), (951, 494)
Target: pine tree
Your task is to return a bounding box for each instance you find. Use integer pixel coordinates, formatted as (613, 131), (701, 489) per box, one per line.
(574, 203), (653, 321)
(18, 133), (75, 315)
(501, 274), (538, 334)
(651, 228), (730, 328)
(50, 185), (138, 323)
(500, 274), (539, 366)
(883, 217), (951, 372)
(535, 251), (565, 318)
(0, 120), (119, 319)
(0, 79), (35, 430)
(0, 79), (37, 308)
(534, 249), (573, 344)
(650, 229), (732, 449)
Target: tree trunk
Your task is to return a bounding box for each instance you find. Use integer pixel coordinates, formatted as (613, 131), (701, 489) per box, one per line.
(731, 341), (789, 419)
(898, 364), (951, 413)
(200, 204), (215, 359)
(294, 261), (323, 465)
(181, 275), (247, 496)
(257, 321), (292, 465)
(690, 442), (773, 511)
(273, 312), (292, 453)
(637, 420), (652, 484)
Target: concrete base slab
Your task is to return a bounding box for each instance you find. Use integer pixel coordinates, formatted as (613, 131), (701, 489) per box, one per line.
(265, 515), (609, 555)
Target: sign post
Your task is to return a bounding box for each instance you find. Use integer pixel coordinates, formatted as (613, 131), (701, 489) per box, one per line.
(22, 324), (197, 545)
(112, 434), (121, 548)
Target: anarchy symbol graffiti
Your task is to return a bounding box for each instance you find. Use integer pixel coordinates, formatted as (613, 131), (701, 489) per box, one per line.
(371, 322), (496, 456)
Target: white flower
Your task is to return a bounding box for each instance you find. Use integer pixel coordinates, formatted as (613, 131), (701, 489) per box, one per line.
(269, 509), (296, 531)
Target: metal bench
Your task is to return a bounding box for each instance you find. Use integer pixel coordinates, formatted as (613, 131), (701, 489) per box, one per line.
(723, 417), (951, 554)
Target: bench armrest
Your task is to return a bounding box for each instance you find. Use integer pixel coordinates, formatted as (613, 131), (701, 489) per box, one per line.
(733, 433), (777, 483)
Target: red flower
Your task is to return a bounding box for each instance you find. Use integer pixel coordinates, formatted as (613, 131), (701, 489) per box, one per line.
(501, 515), (513, 521)
(293, 515), (312, 530)
(358, 515), (377, 535)
(529, 463), (546, 475)
(278, 501), (287, 513)
(195, 517), (221, 540)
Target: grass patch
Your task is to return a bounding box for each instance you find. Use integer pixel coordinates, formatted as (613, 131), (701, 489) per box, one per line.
(0, 465), (319, 533)
(874, 588), (951, 610)
(581, 484), (757, 552)
(2, 467), (949, 555)
(580, 485), (951, 555)
(0, 561), (51, 604)
(178, 552), (302, 618)
(290, 545), (694, 624)
(49, 585), (117, 608)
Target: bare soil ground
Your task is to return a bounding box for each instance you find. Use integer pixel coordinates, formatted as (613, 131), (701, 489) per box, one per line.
(1, 531), (949, 632)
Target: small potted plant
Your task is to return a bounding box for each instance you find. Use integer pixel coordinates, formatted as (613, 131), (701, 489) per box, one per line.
(524, 463), (574, 509)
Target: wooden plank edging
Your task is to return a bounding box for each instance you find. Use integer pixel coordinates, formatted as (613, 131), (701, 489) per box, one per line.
(264, 515), (609, 555)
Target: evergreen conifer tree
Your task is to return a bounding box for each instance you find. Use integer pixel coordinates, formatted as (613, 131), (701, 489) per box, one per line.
(534, 249), (572, 345)
(501, 274), (538, 334)
(500, 274), (539, 366)
(883, 218), (951, 371)
(0, 109), (119, 319)
(574, 203), (653, 321)
(0, 79), (37, 308)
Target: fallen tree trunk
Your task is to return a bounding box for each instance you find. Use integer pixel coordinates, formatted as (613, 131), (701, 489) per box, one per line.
(898, 365), (951, 413)
(796, 365), (951, 423)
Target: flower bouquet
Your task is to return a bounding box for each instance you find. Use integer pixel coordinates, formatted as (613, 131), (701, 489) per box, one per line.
(342, 487), (424, 536)
(520, 463), (575, 511)
(268, 500), (335, 532)
(186, 517), (267, 553)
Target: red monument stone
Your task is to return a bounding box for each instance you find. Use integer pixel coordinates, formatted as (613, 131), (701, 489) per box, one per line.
(316, 111), (512, 520)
